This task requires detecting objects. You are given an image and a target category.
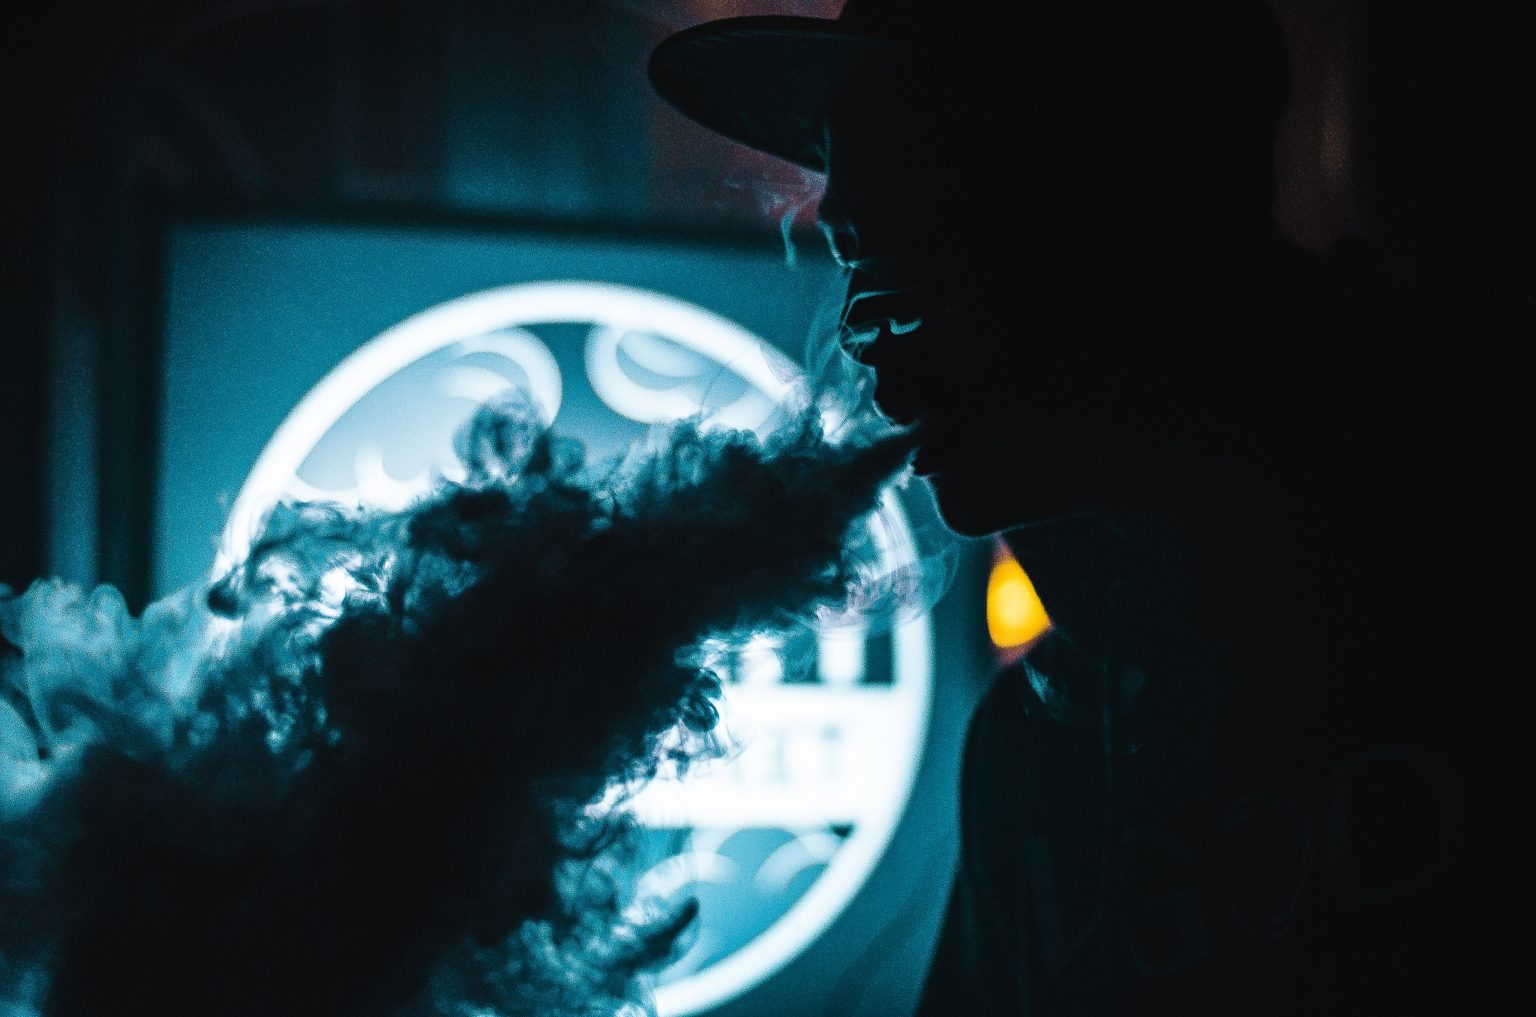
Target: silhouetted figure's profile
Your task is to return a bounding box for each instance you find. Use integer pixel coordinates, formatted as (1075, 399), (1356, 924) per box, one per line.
(653, 1), (1527, 1013)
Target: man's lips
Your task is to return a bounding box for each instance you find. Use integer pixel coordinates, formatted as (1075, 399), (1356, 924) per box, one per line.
(842, 283), (925, 338)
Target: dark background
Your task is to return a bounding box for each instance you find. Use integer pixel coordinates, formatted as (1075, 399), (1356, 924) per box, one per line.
(2, 0), (1519, 600)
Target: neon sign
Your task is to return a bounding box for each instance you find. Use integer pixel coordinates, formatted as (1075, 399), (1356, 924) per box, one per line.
(226, 281), (932, 1016)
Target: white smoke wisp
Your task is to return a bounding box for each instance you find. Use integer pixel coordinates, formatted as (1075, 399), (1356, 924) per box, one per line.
(0, 399), (916, 1017)
(800, 264), (960, 627)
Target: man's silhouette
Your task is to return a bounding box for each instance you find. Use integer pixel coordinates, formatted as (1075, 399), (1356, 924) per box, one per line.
(652, 2), (1524, 1013)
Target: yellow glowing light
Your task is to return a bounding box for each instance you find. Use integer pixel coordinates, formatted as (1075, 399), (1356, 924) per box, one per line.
(987, 552), (1051, 649)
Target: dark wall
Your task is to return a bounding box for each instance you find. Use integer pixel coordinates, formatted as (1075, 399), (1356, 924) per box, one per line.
(1350, 0), (1523, 313)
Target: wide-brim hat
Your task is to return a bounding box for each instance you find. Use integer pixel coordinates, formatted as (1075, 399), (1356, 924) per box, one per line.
(648, 4), (914, 174)
(649, 1), (1291, 175)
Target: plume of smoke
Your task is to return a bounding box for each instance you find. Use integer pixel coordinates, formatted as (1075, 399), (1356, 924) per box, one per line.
(1, 398), (914, 1017)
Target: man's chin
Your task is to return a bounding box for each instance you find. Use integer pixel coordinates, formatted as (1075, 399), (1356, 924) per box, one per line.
(927, 472), (1027, 538)
(928, 463), (1101, 537)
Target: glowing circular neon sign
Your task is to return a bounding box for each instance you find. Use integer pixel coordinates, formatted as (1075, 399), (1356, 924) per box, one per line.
(226, 282), (932, 1016)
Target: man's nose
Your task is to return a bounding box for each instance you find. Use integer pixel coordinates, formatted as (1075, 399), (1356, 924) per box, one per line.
(817, 203), (860, 269)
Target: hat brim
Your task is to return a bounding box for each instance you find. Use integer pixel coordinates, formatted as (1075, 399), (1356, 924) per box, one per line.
(649, 16), (903, 173)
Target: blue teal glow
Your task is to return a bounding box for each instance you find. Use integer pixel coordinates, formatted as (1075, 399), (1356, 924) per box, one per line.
(153, 230), (942, 1016)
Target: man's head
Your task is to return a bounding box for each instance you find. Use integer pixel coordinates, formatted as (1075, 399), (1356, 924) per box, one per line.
(652, 1), (1294, 536)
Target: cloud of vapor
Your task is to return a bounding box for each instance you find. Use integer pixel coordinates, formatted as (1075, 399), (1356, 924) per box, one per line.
(1, 397), (915, 1017)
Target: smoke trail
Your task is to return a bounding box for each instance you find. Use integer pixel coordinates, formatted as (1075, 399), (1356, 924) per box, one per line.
(1, 398), (914, 1017)
(801, 247), (958, 625)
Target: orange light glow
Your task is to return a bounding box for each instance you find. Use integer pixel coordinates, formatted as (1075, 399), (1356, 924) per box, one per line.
(987, 548), (1051, 651)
